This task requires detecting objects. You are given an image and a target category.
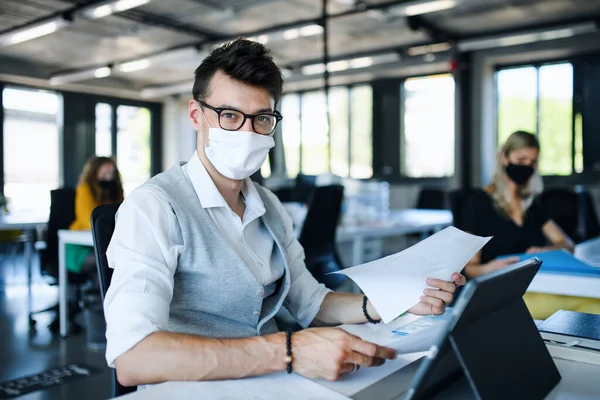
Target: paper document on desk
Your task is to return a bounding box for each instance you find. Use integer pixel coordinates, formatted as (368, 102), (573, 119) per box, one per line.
(333, 226), (491, 323)
(115, 372), (350, 400)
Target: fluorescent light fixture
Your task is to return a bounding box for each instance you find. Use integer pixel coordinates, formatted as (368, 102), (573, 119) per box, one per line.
(94, 67), (111, 78)
(299, 24), (323, 37)
(407, 42), (452, 56)
(283, 29), (300, 40)
(282, 24), (323, 41)
(349, 57), (373, 69)
(0, 17), (71, 47)
(81, 0), (152, 20)
(281, 68), (293, 78)
(458, 23), (597, 52)
(403, 0), (456, 16)
(301, 64), (326, 75)
(140, 81), (191, 98)
(49, 66), (112, 85)
(118, 58), (151, 72)
(301, 53), (399, 75)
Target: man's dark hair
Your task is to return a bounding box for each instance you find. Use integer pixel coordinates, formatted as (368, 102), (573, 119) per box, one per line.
(193, 38), (284, 106)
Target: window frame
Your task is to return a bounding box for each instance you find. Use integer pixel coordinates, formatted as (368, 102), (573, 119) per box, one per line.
(280, 82), (374, 180)
(494, 60), (576, 178)
(0, 81), (163, 193)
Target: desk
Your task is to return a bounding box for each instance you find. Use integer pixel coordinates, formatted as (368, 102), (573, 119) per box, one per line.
(57, 229), (93, 337)
(336, 209), (453, 266)
(527, 237), (600, 299)
(114, 354), (600, 399)
(0, 213), (47, 326)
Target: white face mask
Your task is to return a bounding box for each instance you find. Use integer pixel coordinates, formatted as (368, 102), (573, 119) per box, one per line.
(204, 127), (274, 180)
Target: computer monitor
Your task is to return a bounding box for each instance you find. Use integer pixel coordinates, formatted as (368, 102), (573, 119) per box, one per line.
(404, 258), (561, 400)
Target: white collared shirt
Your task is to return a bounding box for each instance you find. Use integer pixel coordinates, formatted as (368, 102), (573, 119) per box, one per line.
(104, 152), (330, 367)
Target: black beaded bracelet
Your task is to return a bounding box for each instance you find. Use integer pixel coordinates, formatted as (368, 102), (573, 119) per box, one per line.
(285, 329), (293, 374)
(362, 295), (381, 324)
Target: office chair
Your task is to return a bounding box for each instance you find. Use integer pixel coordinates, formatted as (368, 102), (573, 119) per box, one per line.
(448, 188), (475, 231)
(539, 188), (579, 242)
(91, 203), (137, 396)
(293, 173), (317, 204)
(416, 187), (448, 210)
(578, 190), (600, 241)
(29, 188), (89, 333)
(298, 185), (347, 290)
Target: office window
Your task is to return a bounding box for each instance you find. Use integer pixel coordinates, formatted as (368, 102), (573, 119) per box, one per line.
(538, 64), (573, 176)
(116, 105), (151, 195)
(329, 87), (349, 177)
(496, 63), (573, 176)
(2, 87), (61, 214)
(497, 67), (538, 145)
(281, 94), (301, 178)
(401, 74), (455, 178)
(350, 85), (373, 179)
(301, 91), (329, 176)
(280, 86), (373, 179)
(95, 103), (112, 157)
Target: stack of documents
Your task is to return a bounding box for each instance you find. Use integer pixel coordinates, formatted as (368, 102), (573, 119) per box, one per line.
(333, 226), (491, 323)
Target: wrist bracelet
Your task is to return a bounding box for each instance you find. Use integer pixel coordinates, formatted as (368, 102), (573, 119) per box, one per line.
(362, 295), (381, 324)
(284, 329), (293, 374)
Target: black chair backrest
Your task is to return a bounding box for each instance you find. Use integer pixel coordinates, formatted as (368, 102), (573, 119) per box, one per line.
(91, 203), (120, 303)
(539, 188), (579, 241)
(579, 190), (600, 241)
(293, 173), (317, 204)
(449, 188), (475, 231)
(298, 185), (346, 289)
(416, 188), (448, 210)
(299, 185), (344, 258)
(41, 188), (76, 277)
(90, 203), (136, 396)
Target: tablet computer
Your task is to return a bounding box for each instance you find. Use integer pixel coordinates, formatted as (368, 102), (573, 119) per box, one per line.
(403, 257), (560, 400)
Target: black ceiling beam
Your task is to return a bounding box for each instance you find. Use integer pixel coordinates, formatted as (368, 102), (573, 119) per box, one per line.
(454, 12), (600, 40)
(286, 40), (435, 69)
(407, 15), (452, 42)
(56, 0), (226, 39)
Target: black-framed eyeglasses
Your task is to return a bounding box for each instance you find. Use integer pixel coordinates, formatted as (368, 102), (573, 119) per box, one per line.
(197, 100), (283, 136)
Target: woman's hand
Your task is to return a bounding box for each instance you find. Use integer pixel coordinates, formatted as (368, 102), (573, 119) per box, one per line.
(408, 273), (467, 316)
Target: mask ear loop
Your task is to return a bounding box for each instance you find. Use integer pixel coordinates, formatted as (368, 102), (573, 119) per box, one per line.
(198, 102), (213, 149)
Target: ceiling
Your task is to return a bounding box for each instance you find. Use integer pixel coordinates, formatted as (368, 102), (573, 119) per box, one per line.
(0, 0), (599, 99)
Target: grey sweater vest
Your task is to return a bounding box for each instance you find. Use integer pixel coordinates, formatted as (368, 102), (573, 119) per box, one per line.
(141, 163), (291, 338)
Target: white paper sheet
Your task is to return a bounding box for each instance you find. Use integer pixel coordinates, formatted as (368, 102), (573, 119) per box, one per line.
(116, 372), (351, 400)
(317, 353), (425, 397)
(334, 226), (491, 323)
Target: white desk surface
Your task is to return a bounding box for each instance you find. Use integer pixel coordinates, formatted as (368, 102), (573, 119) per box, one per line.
(0, 212), (47, 231)
(337, 209), (453, 242)
(57, 229), (93, 246)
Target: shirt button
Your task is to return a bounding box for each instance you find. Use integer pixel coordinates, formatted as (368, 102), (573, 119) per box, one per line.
(257, 261), (264, 267)
(253, 311), (260, 317)
(257, 288), (264, 297)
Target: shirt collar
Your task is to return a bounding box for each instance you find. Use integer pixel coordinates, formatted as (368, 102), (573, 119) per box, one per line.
(185, 152), (266, 217)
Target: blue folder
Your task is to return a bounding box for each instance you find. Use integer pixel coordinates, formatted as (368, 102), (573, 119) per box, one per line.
(501, 249), (600, 277)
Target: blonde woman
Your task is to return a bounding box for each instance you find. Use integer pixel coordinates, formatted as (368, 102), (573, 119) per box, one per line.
(462, 131), (600, 319)
(464, 131), (573, 278)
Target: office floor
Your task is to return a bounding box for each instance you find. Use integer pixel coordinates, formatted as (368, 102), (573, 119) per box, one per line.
(0, 250), (111, 400)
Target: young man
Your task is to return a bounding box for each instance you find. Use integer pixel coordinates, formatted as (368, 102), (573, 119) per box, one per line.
(104, 39), (466, 387)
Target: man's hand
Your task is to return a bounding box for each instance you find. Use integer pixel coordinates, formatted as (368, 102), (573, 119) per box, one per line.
(291, 328), (397, 381)
(408, 273), (467, 316)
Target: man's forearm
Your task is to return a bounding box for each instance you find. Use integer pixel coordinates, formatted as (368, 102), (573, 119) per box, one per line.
(314, 292), (379, 325)
(115, 331), (287, 386)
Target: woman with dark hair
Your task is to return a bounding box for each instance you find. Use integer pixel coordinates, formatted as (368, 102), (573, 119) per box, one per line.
(66, 156), (124, 276)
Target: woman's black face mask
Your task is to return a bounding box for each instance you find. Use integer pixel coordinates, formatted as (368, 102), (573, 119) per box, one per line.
(98, 179), (118, 190)
(505, 163), (535, 185)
